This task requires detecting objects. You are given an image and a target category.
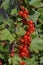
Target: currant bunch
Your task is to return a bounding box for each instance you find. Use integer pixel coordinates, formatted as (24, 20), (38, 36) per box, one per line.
(18, 6), (29, 18)
(27, 20), (35, 34)
(19, 44), (30, 58)
(19, 20), (35, 58)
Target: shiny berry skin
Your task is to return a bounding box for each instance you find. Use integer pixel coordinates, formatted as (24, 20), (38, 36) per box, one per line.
(29, 27), (35, 34)
(19, 39), (24, 43)
(18, 11), (23, 16)
(27, 20), (33, 25)
(23, 35), (27, 39)
(29, 24), (34, 27)
(20, 62), (26, 65)
(27, 36), (31, 41)
(24, 38), (27, 42)
(10, 53), (14, 57)
(25, 32), (30, 35)
(19, 52), (26, 57)
(22, 47), (28, 52)
(23, 44), (28, 48)
(23, 14), (27, 18)
(19, 45), (23, 50)
(25, 10), (29, 15)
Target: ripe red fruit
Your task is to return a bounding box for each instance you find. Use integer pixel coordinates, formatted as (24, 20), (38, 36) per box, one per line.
(25, 10), (29, 15)
(22, 47), (28, 52)
(23, 35), (27, 39)
(19, 44), (23, 50)
(23, 44), (28, 48)
(27, 20), (33, 25)
(25, 32), (30, 35)
(18, 11), (23, 16)
(10, 53), (14, 57)
(29, 24), (34, 27)
(19, 51), (26, 57)
(24, 38), (27, 42)
(19, 38), (24, 43)
(23, 14), (27, 18)
(27, 36), (31, 41)
(20, 62), (26, 65)
(0, 61), (2, 65)
(28, 27), (35, 34)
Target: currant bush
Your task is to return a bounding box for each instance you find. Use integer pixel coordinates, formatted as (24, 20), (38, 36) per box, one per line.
(0, 0), (43, 65)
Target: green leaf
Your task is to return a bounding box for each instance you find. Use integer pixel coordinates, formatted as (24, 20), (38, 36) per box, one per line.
(0, 24), (4, 30)
(9, 54), (21, 65)
(25, 56), (38, 65)
(1, 29), (15, 42)
(39, 15), (43, 22)
(24, 0), (29, 4)
(1, 0), (10, 10)
(30, 10), (40, 22)
(0, 15), (4, 24)
(37, 8), (43, 15)
(0, 54), (4, 59)
(0, 43), (3, 51)
(29, 0), (43, 8)
(40, 57), (43, 63)
(30, 37), (43, 53)
(10, 8), (17, 15)
(16, 26), (26, 36)
(30, 31), (38, 39)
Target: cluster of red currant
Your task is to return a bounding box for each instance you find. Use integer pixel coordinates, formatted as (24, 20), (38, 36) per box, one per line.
(18, 3), (35, 64)
(19, 20), (35, 58)
(18, 6), (29, 18)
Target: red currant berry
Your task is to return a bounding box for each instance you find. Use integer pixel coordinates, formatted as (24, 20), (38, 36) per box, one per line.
(23, 44), (28, 48)
(25, 10), (29, 15)
(20, 62), (26, 65)
(25, 32), (30, 35)
(29, 24), (34, 28)
(29, 27), (35, 34)
(22, 47), (28, 52)
(18, 11), (23, 16)
(23, 35), (27, 39)
(27, 20), (33, 25)
(19, 39), (24, 43)
(23, 14), (27, 18)
(19, 52), (25, 57)
(19, 44), (23, 50)
(27, 36), (31, 41)
(10, 53), (14, 57)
